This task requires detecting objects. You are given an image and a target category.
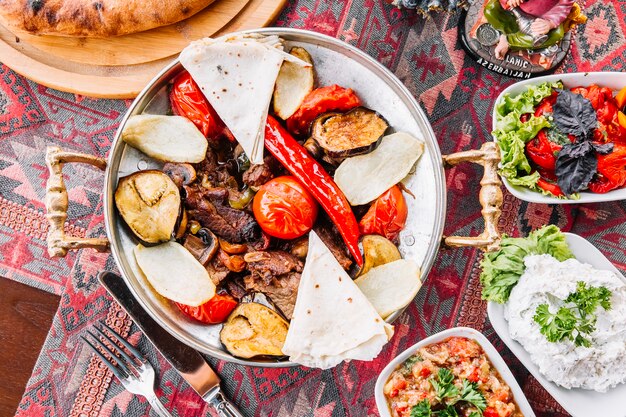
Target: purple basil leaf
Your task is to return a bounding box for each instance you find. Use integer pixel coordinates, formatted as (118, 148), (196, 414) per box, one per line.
(553, 89), (597, 139)
(592, 142), (614, 155)
(555, 141), (598, 195)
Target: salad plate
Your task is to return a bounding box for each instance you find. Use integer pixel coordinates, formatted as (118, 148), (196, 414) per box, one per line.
(492, 72), (626, 204)
(374, 327), (536, 417)
(488, 233), (626, 417)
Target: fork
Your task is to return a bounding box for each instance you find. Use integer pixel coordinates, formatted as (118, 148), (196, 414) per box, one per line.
(82, 321), (174, 417)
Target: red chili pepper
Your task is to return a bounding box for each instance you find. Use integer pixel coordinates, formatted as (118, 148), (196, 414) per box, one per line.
(537, 178), (565, 197)
(286, 85), (361, 136)
(419, 367), (431, 378)
(264, 115), (363, 266)
(525, 130), (558, 171)
(170, 72), (235, 141)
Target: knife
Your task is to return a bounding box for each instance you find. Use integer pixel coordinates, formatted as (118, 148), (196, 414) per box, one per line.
(98, 272), (244, 417)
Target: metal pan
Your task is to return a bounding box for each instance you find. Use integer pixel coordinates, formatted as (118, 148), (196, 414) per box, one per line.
(45, 28), (502, 367)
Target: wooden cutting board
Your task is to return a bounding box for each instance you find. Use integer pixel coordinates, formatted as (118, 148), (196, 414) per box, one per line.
(0, 0), (286, 99)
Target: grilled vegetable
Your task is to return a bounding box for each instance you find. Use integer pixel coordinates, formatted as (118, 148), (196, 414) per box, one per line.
(115, 170), (181, 243)
(273, 47), (314, 120)
(359, 185), (408, 242)
(286, 85), (361, 136)
(355, 259), (422, 319)
(134, 241), (216, 307)
(359, 234), (402, 277)
(122, 115), (208, 163)
(311, 107), (388, 159)
(176, 293), (238, 324)
(252, 176), (318, 240)
(334, 132), (425, 205)
(264, 116), (363, 266)
(170, 71), (234, 141)
(220, 302), (289, 358)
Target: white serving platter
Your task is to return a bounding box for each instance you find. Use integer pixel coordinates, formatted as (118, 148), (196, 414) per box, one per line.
(374, 326), (536, 417)
(488, 232), (626, 417)
(492, 72), (626, 204)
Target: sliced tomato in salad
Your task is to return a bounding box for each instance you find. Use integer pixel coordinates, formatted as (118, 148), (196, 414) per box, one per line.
(589, 144), (626, 193)
(359, 185), (408, 242)
(253, 176), (319, 240)
(525, 130), (559, 171)
(176, 293), (238, 324)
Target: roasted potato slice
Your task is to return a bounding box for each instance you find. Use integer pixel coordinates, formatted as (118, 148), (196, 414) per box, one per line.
(134, 241), (216, 307)
(358, 235), (402, 277)
(355, 259), (422, 319)
(273, 47), (314, 120)
(122, 115), (208, 163)
(220, 303), (289, 358)
(115, 170), (180, 243)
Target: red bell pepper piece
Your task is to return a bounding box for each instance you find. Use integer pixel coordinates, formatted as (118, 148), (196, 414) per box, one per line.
(286, 85), (361, 136)
(537, 178), (565, 197)
(170, 72), (235, 141)
(264, 115), (363, 266)
(589, 143), (626, 193)
(525, 130), (559, 171)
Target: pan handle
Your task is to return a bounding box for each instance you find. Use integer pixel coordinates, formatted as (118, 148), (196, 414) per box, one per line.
(45, 146), (110, 257)
(442, 142), (502, 252)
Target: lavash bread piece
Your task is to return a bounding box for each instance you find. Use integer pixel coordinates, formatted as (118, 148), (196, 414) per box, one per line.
(179, 34), (311, 164)
(282, 231), (393, 369)
(0, 0), (215, 37)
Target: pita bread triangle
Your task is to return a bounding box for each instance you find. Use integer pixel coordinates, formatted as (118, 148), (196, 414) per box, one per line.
(282, 231), (393, 369)
(179, 34), (310, 164)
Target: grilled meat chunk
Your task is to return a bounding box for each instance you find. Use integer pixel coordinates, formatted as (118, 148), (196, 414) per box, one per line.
(313, 223), (353, 270)
(244, 250), (303, 284)
(243, 272), (301, 319)
(184, 185), (260, 243)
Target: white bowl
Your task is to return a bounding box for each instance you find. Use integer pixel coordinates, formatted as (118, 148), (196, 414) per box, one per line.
(488, 233), (626, 417)
(492, 72), (626, 204)
(374, 326), (536, 417)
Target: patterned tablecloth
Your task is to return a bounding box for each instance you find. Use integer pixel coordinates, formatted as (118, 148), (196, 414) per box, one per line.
(2, 0), (625, 416)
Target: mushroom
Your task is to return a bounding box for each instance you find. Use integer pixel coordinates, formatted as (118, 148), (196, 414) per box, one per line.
(183, 228), (218, 266)
(163, 163), (197, 188)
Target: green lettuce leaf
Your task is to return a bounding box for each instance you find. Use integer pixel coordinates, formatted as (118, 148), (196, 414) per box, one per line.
(480, 225), (574, 303)
(492, 81), (562, 193)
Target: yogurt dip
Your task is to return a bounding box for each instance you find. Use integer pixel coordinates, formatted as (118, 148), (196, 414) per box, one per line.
(504, 254), (626, 392)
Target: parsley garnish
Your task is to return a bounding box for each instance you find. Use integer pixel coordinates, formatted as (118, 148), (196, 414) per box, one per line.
(460, 380), (487, 412)
(403, 355), (423, 375)
(410, 400), (431, 417)
(411, 371), (487, 417)
(533, 281), (612, 347)
(429, 368), (459, 401)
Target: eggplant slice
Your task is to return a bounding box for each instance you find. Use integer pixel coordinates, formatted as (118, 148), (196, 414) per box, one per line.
(311, 107), (389, 159)
(115, 170), (181, 243)
(220, 302), (289, 358)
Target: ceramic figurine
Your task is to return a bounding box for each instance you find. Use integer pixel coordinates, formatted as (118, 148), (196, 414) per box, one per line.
(460, 0), (586, 78)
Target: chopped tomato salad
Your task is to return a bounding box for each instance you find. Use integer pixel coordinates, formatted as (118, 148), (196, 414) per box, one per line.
(384, 337), (522, 417)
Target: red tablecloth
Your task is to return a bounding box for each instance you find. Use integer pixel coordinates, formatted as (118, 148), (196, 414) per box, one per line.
(1, 0), (625, 416)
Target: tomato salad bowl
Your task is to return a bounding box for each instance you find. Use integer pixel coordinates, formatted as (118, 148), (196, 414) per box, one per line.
(44, 28), (506, 367)
(492, 72), (626, 204)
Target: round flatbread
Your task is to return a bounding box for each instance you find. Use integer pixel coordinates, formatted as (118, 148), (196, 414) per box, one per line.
(0, 0), (215, 37)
